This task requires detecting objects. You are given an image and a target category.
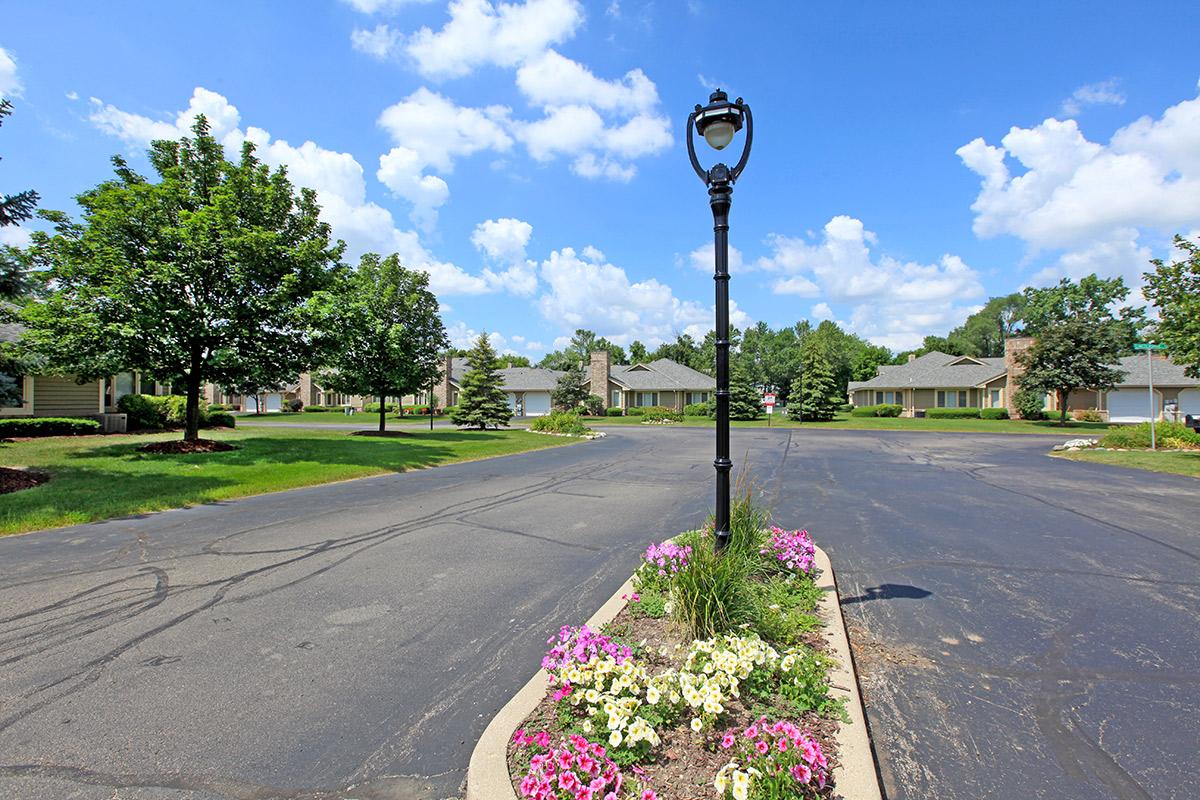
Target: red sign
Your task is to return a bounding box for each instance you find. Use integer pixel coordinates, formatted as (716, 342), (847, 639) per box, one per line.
(763, 393), (777, 406)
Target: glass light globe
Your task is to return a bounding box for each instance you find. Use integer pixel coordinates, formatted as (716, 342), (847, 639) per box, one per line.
(703, 120), (736, 150)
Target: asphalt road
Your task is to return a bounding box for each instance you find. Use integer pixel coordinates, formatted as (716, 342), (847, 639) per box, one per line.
(1, 427), (1197, 800)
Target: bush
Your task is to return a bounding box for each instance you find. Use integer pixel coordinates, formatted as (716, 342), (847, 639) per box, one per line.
(206, 411), (236, 428)
(529, 410), (593, 436)
(980, 407), (1010, 419)
(642, 408), (683, 423)
(0, 417), (102, 437)
(363, 402), (399, 415)
(583, 394), (606, 416)
(925, 407), (981, 419)
(118, 393), (168, 429)
(1073, 408), (1103, 423)
(606, 407), (624, 416)
(625, 406), (646, 416)
(207, 403), (230, 412)
(849, 403), (902, 417)
(1013, 387), (1047, 420)
(839, 403), (854, 412)
(441, 405), (457, 417)
(684, 402), (709, 417)
(304, 405), (329, 412)
(1102, 421), (1200, 449)
(401, 404), (437, 415)
(286, 398), (303, 412)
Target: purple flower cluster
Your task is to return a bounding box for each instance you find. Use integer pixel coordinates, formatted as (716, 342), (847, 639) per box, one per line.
(642, 541), (693, 577)
(760, 526), (816, 573)
(542, 625), (632, 674)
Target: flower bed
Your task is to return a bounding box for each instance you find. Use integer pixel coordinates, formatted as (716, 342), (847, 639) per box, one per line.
(505, 494), (848, 800)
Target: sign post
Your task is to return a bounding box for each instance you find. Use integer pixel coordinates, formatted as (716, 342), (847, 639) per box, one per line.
(763, 393), (776, 427)
(1133, 343), (1167, 450)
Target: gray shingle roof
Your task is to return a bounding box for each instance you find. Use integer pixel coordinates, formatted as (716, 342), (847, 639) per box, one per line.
(448, 358), (566, 392)
(1112, 355), (1199, 387)
(608, 359), (715, 391)
(850, 351), (1007, 390)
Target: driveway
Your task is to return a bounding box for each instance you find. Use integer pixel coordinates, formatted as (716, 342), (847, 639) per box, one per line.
(0, 427), (1196, 799)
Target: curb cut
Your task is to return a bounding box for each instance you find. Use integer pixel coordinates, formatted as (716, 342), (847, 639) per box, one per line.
(465, 547), (882, 800)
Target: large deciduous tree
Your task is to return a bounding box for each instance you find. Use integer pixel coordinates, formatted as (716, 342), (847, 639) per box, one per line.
(17, 116), (343, 441)
(1016, 275), (1144, 425)
(311, 253), (447, 433)
(451, 333), (512, 429)
(1144, 236), (1200, 378)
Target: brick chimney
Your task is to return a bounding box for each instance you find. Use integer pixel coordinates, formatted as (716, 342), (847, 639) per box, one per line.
(907, 353), (916, 362)
(589, 350), (611, 402)
(1004, 336), (1035, 417)
(432, 354), (455, 408)
(298, 372), (315, 406)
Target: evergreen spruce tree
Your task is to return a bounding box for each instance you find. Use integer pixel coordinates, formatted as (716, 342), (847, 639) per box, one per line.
(551, 366), (588, 410)
(450, 333), (512, 429)
(728, 363), (763, 420)
(798, 351), (840, 421)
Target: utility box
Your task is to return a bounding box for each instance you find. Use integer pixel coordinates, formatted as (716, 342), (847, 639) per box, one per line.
(89, 413), (128, 433)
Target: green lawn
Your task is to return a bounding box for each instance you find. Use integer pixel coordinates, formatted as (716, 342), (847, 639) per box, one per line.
(0, 426), (579, 535)
(589, 412), (1111, 435)
(1054, 449), (1200, 478)
(237, 411), (451, 425)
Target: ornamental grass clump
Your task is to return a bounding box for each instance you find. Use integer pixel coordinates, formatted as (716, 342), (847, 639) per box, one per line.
(714, 717), (829, 800)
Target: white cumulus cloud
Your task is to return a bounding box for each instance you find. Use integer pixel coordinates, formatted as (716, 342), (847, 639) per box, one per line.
(472, 217), (538, 295)
(406, 0), (583, 79)
(1061, 79), (1126, 117)
(0, 47), (21, 99)
(350, 24), (404, 58)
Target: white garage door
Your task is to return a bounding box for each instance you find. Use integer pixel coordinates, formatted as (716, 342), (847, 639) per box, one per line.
(524, 392), (551, 416)
(1107, 389), (1158, 423)
(1179, 389), (1200, 418)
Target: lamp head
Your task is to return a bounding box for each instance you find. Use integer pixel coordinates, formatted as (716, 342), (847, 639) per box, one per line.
(694, 89), (744, 151)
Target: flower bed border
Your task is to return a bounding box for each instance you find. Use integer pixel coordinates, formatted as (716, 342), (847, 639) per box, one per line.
(465, 546), (882, 800)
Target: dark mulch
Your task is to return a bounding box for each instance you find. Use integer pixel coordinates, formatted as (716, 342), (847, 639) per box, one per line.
(0, 467), (49, 495)
(137, 439), (238, 454)
(508, 601), (840, 800)
(349, 430), (415, 438)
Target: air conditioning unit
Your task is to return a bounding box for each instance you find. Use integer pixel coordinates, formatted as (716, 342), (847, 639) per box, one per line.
(89, 413), (128, 433)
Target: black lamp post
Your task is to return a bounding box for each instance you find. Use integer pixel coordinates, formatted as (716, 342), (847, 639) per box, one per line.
(687, 89), (753, 553)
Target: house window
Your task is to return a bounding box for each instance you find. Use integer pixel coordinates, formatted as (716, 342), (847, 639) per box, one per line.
(635, 392), (658, 407)
(687, 391), (709, 405)
(989, 389), (1002, 407)
(611, 389), (621, 407)
(936, 390), (968, 408)
(874, 391), (902, 405)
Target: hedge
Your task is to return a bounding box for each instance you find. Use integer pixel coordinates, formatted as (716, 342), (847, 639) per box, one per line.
(683, 402), (709, 417)
(116, 394), (231, 429)
(925, 407), (981, 419)
(207, 403), (231, 412)
(625, 406), (647, 416)
(1102, 421), (1200, 449)
(606, 407), (624, 416)
(839, 403), (854, 412)
(0, 417), (102, 437)
(980, 408), (1009, 420)
(850, 404), (903, 417)
(363, 402), (399, 415)
(304, 405), (330, 412)
(208, 411), (237, 428)
(642, 408), (683, 423)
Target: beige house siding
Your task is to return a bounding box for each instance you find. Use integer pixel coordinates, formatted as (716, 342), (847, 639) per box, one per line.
(32, 375), (103, 417)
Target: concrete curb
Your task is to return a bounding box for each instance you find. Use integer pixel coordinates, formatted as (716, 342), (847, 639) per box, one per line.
(465, 547), (882, 800)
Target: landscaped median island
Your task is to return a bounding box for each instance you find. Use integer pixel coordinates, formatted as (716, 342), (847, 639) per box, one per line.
(472, 489), (877, 800)
(1050, 421), (1200, 478)
(0, 426), (581, 535)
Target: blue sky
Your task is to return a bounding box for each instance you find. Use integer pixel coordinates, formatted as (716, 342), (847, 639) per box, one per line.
(2, 1), (1198, 353)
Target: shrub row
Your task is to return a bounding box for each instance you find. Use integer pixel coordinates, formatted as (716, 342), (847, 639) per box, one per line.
(684, 402), (710, 417)
(606, 406), (623, 416)
(924, 407), (983, 419)
(849, 404), (902, 417)
(642, 408), (684, 423)
(980, 407), (1010, 419)
(1102, 421), (1200, 449)
(0, 417), (102, 437)
(117, 394), (234, 429)
(304, 405), (330, 412)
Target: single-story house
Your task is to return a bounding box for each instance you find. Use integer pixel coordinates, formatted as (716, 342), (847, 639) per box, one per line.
(431, 351), (716, 417)
(848, 336), (1200, 422)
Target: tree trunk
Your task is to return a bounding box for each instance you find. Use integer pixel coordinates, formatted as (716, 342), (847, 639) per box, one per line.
(185, 371), (202, 441)
(378, 391), (387, 433)
(1058, 389), (1069, 426)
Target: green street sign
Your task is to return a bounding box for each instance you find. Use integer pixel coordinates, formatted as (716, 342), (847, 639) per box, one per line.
(1133, 343), (1167, 351)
